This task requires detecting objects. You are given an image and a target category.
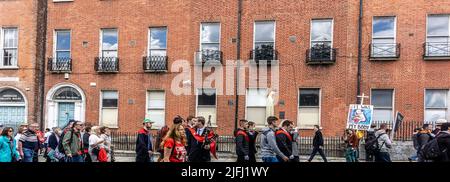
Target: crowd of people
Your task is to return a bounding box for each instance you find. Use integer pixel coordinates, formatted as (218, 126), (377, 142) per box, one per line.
(1, 116), (449, 163)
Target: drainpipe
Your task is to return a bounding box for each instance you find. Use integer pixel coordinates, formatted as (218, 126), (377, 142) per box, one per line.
(356, 0), (363, 103)
(36, 0), (47, 130)
(235, 0), (243, 132)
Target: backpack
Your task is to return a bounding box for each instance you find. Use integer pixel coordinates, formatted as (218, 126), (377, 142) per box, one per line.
(57, 130), (73, 155)
(420, 137), (445, 160)
(365, 133), (385, 154)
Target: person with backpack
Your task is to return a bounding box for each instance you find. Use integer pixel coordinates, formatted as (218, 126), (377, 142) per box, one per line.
(46, 127), (62, 162)
(0, 127), (20, 162)
(247, 121), (259, 162)
(260, 116), (288, 163)
(364, 124), (377, 162)
(418, 124), (434, 162)
(408, 128), (421, 162)
(136, 119), (155, 162)
(82, 126), (92, 162)
(434, 123), (450, 162)
(276, 120), (294, 162)
(62, 121), (84, 162)
(235, 119), (250, 162)
(307, 125), (328, 162)
(161, 123), (187, 162)
(374, 123), (392, 162)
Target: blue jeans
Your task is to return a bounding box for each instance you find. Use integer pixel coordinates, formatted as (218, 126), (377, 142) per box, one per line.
(345, 148), (357, 162)
(23, 148), (34, 162)
(262, 156), (279, 163)
(66, 155), (84, 162)
(375, 152), (391, 162)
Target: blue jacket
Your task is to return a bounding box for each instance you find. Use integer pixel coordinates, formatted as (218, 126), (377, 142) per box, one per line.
(0, 136), (20, 162)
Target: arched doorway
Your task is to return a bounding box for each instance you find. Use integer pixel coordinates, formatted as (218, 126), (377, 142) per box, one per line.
(0, 87), (27, 129)
(46, 83), (85, 128)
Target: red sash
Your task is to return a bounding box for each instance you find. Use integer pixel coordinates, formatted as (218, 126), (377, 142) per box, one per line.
(276, 129), (293, 141)
(236, 130), (250, 142)
(188, 128), (218, 159)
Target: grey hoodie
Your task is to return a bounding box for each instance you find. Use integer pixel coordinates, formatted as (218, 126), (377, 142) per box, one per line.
(260, 127), (287, 159)
(375, 129), (392, 153)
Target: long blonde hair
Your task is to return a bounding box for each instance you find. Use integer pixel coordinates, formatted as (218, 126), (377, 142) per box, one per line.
(160, 123), (186, 149)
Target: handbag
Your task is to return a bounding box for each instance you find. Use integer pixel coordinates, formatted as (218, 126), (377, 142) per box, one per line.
(92, 147), (100, 156)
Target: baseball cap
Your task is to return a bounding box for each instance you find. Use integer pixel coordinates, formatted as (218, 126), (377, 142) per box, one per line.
(143, 118), (155, 124)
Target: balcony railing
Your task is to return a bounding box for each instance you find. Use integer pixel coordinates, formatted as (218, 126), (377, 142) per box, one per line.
(143, 56), (168, 72)
(195, 50), (223, 65)
(424, 42), (450, 60)
(95, 57), (119, 73)
(306, 45), (337, 64)
(47, 57), (72, 73)
(370, 43), (400, 60)
(249, 47), (278, 65)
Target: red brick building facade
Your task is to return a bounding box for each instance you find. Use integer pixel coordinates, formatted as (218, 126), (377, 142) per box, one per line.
(2, 0), (450, 136)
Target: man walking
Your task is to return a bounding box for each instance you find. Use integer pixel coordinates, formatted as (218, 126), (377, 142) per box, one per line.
(136, 118), (155, 162)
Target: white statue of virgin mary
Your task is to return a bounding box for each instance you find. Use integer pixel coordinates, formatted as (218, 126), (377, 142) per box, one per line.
(266, 89), (276, 119)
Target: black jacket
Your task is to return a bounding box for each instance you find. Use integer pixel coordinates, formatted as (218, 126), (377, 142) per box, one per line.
(187, 128), (211, 162)
(275, 129), (292, 157)
(82, 133), (90, 150)
(436, 132), (450, 162)
(248, 130), (259, 155)
(313, 130), (324, 147)
(185, 127), (192, 154)
(48, 133), (59, 150)
(235, 129), (249, 156)
(135, 128), (153, 162)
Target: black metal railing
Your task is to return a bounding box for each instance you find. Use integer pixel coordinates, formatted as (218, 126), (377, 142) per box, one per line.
(47, 57), (72, 72)
(195, 50), (223, 65)
(143, 56), (168, 72)
(95, 57), (119, 72)
(306, 45), (337, 64)
(249, 47), (278, 65)
(424, 42), (450, 59)
(370, 43), (400, 59)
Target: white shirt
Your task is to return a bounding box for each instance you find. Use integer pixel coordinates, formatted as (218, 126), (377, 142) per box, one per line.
(44, 131), (52, 144)
(88, 134), (104, 154)
(14, 134), (22, 149)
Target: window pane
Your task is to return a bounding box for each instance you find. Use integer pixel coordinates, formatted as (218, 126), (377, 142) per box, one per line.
(299, 89), (320, 107)
(298, 107), (320, 127)
(150, 27), (167, 49)
(201, 43), (220, 51)
(3, 28), (18, 48)
(371, 90), (393, 108)
(246, 107), (266, 126)
(101, 108), (118, 127)
(150, 50), (167, 57)
(255, 43), (274, 50)
(148, 91), (165, 108)
(102, 50), (117, 57)
(147, 109), (165, 127)
(3, 49), (17, 66)
(197, 107), (216, 126)
(427, 15), (449, 37)
(247, 89), (267, 107)
(102, 91), (118, 107)
(425, 109), (447, 122)
(56, 31), (71, 50)
(56, 51), (70, 59)
(373, 17), (395, 38)
(311, 20), (332, 41)
(102, 29), (118, 50)
(373, 109), (393, 122)
(201, 23), (220, 43)
(198, 89), (216, 106)
(255, 21), (275, 42)
(372, 38), (395, 44)
(427, 37), (450, 43)
(426, 90), (447, 108)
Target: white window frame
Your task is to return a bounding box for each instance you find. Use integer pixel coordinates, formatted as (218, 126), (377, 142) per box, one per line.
(370, 89), (395, 122)
(147, 27), (168, 57)
(424, 89), (449, 122)
(426, 14), (450, 43)
(372, 16), (397, 43)
(298, 88), (321, 129)
(199, 22), (221, 51)
(53, 30), (71, 59)
(196, 88), (217, 127)
(146, 90), (166, 129)
(99, 28), (118, 58)
(99, 90), (119, 128)
(253, 21), (276, 50)
(310, 19), (334, 48)
(245, 88), (268, 128)
(0, 27), (19, 68)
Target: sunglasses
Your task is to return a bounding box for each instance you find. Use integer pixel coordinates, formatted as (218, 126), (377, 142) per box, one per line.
(8, 130), (13, 132)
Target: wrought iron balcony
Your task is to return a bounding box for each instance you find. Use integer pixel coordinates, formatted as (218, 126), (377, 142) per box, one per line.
(370, 43), (400, 60)
(249, 47), (278, 65)
(306, 44), (337, 64)
(424, 42), (450, 60)
(194, 50), (223, 66)
(95, 57), (119, 73)
(47, 57), (72, 73)
(143, 56), (168, 72)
